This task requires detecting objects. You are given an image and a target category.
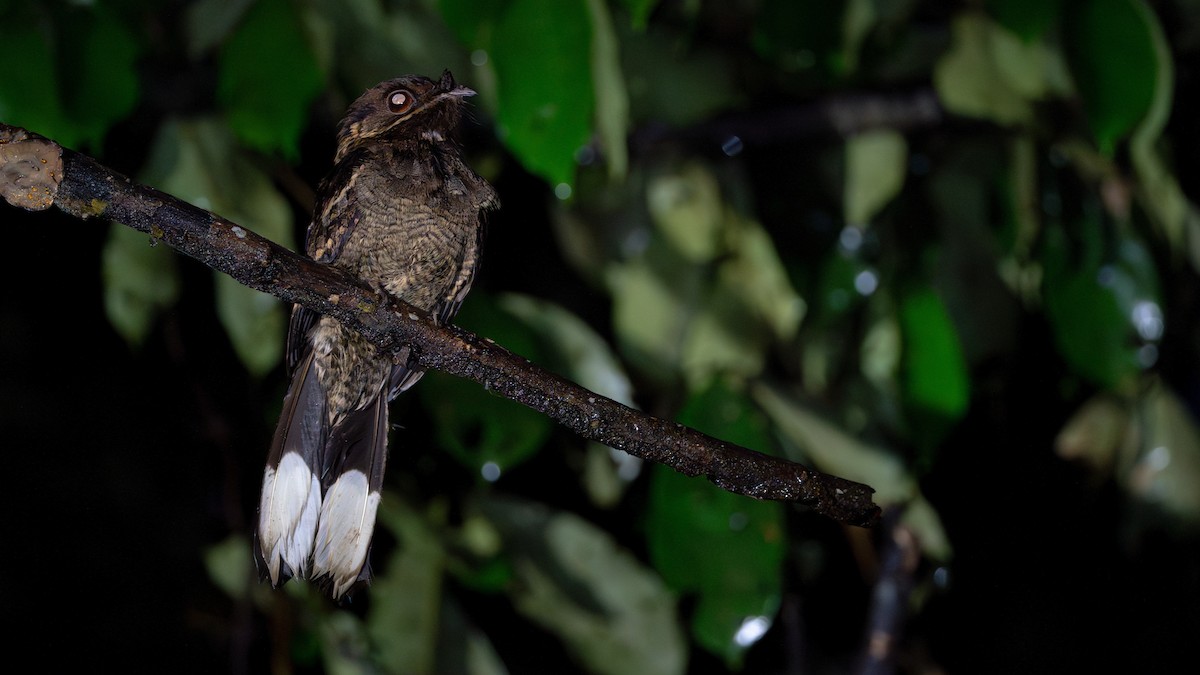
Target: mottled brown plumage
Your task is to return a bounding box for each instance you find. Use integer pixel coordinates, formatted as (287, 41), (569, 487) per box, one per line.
(255, 71), (497, 599)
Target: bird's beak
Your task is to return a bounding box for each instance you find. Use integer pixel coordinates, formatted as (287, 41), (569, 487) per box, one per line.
(439, 69), (476, 98)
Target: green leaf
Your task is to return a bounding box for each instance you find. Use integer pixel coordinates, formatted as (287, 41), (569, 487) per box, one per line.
(933, 13), (1034, 126)
(608, 250), (695, 385)
(898, 285), (970, 420)
(317, 612), (374, 673)
(0, 13), (78, 147)
(897, 283), (970, 457)
(1129, 381), (1200, 521)
(752, 0), (844, 76)
(615, 0), (658, 29)
(1041, 220), (1157, 389)
(492, 0), (594, 188)
(1064, 0), (1162, 155)
(588, 0), (630, 180)
(645, 379), (785, 667)
(204, 534), (253, 598)
(437, 0), (509, 47)
(681, 213), (805, 386)
(721, 216), (808, 341)
(484, 496), (686, 675)
(214, 275), (288, 376)
(420, 298), (553, 477)
(1124, 0), (1185, 255)
(623, 27), (742, 128)
(647, 162), (724, 262)
(101, 225), (181, 347)
(844, 130), (907, 226)
(218, 0), (324, 160)
(498, 293), (642, 505)
(987, 0), (1062, 41)
(814, 250), (870, 320)
(753, 383), (952, 560)
(369, 497), (445, 674)
(498, 294), (635, 406)
(185, 0), (255, 59)
(139, 117), (295, 375)
(58, 5), (142, 149)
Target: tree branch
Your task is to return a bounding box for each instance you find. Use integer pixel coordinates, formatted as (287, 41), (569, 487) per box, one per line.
(0, 122), (880, 527)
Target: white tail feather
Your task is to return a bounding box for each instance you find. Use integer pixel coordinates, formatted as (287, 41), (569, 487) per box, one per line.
(258, 452), (322, 584)
(311, 469), (380, 598)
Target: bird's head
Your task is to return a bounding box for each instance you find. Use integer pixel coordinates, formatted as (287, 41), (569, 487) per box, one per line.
(334, 70), (475, 160)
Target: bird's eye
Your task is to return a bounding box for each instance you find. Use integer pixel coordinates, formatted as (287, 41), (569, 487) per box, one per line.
(387, 89), (415, 114)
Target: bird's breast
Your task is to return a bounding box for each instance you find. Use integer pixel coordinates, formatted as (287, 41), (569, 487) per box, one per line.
(334, 159), (482, 312)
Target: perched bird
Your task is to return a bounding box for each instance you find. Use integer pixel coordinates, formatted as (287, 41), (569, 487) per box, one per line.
(254, 71), (498, 599)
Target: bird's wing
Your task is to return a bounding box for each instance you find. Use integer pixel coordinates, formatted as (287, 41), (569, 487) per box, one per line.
(286, 149), (372, 374)
(306, 148), (370, 264)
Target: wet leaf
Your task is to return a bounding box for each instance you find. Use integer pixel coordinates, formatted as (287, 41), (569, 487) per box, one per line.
(485, 496), (686, 675)
(218, 0), (324, 160)
(646, 379), (785, 667)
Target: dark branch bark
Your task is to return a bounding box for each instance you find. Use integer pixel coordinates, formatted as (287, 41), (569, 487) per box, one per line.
(0, 122), (880, 527)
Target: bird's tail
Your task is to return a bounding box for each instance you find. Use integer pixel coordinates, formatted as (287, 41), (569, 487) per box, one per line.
(255, 352), (327, 587)
(311, 389), (389, 598)
(255, 355), (389, 599)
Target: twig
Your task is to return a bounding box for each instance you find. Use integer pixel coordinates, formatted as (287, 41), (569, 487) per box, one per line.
(856, 509), (921, 674)
(0, 123), (880, 527)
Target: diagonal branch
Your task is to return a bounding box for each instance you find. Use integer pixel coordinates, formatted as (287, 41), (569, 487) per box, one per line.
(0, 122), (880, 527)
